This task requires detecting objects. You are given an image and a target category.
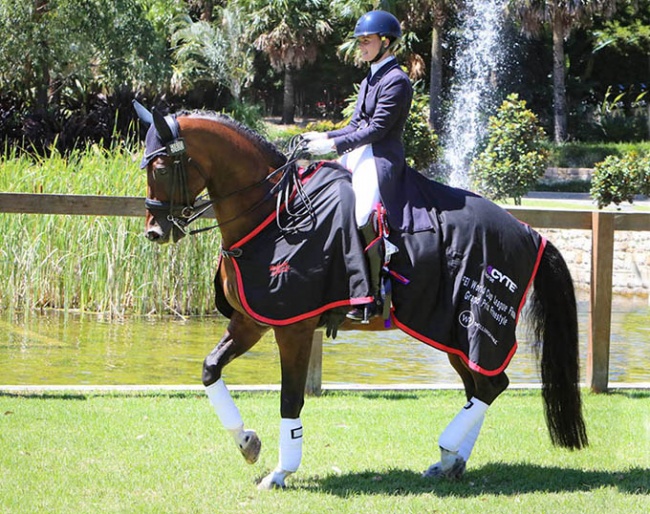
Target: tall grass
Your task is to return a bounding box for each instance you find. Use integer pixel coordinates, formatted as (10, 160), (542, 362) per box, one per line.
(0, 143), (222, 316)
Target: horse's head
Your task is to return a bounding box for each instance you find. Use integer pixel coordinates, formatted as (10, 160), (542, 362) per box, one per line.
(135, 101), (209, 244)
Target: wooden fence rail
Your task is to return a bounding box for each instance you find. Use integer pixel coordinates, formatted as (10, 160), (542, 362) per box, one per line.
(1, 192), (649, 393)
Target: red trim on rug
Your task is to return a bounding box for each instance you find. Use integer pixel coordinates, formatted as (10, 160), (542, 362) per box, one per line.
(231, 256), (372, 325)
(516, 235), (546, 323)
(391, 310), (518, 376)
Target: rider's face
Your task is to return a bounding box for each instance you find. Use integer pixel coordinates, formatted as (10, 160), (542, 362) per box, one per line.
(357, 34), (386, 62)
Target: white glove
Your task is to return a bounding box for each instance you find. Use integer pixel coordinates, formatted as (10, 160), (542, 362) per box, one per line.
(302, 131), (327, 142)
(306, 138), (336, 155)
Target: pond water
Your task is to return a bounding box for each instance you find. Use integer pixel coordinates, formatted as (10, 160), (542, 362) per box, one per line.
(0, 293), (648, 386)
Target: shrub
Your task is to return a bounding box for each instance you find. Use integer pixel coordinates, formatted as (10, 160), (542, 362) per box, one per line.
(590, 151), (650, 208)
(224, 100), (265, 136)
(470, 93), (549, 205)
(545, 141), (650, 168)
(534, 179), (592, 193)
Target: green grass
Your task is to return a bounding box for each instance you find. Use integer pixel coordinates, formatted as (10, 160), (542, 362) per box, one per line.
(0, 389), (648, 513)
(499, 197), (650, 212)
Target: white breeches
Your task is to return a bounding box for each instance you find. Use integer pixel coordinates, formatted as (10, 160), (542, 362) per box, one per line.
(339, 144), (380, 227)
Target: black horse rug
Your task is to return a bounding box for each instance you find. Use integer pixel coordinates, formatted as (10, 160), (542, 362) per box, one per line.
(216, 161), (373, 325)
(215, 162), (545, 376)
(386, 178), (545, 376)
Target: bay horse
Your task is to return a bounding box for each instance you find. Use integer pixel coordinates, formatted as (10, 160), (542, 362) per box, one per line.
(134, 101), (587, 490)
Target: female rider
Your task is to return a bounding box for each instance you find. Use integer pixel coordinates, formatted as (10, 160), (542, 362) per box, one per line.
(304, 10), (413, 322)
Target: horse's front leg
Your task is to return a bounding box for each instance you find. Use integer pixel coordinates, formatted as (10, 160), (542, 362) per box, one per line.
(258, 318), (320, 490)
(203, 312), (269, 465)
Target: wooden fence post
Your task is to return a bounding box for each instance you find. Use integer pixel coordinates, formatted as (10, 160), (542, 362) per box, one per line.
(305, 330), (323, 396)
(587, 211), (615, 393)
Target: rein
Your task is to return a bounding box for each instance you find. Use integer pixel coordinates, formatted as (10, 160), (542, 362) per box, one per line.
(148, 130), (313, 237)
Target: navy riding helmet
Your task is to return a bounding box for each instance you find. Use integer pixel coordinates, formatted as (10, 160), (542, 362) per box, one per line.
(353, 10), (402, 40)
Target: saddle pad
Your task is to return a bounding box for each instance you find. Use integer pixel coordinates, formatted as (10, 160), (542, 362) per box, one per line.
(387, 181), (545, 376)
(217, 162), (372, 324)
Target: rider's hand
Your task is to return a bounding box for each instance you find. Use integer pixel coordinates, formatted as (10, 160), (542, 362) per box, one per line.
(306, 138), (336, 156)
(302, 131), (326, 142)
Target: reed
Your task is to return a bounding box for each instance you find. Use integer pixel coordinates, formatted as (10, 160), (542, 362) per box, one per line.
(0, 143), (222, 316)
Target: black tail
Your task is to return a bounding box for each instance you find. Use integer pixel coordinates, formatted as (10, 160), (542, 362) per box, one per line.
(528, 241), (588, 449)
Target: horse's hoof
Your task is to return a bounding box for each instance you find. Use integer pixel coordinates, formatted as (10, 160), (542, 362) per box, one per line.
(444, 457), (466, 480)
(257, 471), (287, 490)
(422, 456), (466, 481)
(422, 462), (444, 478)
(238, 429), (261, 464)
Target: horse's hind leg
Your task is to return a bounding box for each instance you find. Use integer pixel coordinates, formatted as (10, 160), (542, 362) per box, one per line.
(424, 355), (509, 480)
(203, 312), (269, 464)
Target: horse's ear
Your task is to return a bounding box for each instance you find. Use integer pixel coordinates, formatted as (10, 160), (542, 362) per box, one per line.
(132, 99), (153, 126)
(152, 107), (174, 144)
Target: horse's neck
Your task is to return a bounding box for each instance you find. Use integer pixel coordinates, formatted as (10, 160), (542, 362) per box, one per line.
(184, 116), (282, 247)
(207, 159), (277, 248)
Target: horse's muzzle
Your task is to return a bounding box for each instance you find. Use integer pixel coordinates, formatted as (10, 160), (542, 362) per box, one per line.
(145, 223), (168, 243)
(145, 199), (189, 244)
(145, 212), (187, 244)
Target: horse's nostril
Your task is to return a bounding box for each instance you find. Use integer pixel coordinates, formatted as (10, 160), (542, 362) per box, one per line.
(146, 230), (160, 241)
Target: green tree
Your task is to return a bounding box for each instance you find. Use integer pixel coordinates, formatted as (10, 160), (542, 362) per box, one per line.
(509, 0), (618, 143)
(235, 0), (332, 124)
(470, 93), (549, 204)
(590, 151), (650, 208)
(398, 0), (464, 131)
(0, 0), (173, 111)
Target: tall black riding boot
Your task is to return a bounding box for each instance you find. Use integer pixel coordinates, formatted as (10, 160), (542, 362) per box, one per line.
(347, 220), (383, 323)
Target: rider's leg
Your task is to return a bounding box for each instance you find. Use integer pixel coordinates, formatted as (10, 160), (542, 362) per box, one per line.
(342, 144), (383, 322)
(348, 145), (380, 227)
(346, 219), (383, 322)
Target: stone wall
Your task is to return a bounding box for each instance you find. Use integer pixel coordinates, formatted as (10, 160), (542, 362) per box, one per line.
(543, 167), (593, 182)
(535, 168), (648, 298)
(538, 228), (650, 299)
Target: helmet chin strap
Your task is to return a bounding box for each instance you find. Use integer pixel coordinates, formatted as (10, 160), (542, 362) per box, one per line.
(370, 37), (391, 64)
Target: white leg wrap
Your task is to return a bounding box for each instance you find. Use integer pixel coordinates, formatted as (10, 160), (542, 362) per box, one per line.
(438, 397), (488, 453)
(205, 379), (244, 431)
(458, 413), (484, 461)
(278, 418), (303, 473)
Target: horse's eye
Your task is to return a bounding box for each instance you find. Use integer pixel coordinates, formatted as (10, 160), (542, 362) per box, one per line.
(155, 166), (169, 177)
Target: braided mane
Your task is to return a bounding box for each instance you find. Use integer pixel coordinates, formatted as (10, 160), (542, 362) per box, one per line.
(178, 110), (287, 169)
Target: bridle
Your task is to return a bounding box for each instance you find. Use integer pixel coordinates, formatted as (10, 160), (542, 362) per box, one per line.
(144, 108), (314, 238)
(145, 136), (215, 236)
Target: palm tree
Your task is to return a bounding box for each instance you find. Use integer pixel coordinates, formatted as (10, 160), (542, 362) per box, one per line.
(236, 0), (332, 124)
(330, 0), (462, 131)
(399, 1), (464, 131)
(171, 3), (254, 101)
(510, 0), (618, 143)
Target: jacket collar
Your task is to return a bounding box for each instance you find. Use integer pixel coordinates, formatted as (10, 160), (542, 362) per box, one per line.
(368, 57), (399, 85)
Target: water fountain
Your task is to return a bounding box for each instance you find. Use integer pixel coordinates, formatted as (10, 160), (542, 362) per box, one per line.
(443, 0), (508, 189)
